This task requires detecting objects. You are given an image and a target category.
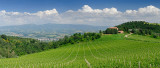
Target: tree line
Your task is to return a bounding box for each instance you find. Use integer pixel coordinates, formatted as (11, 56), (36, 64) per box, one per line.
(102, 29), (118, 34)
(52, 33), (101, 48)
(0, 32), (101, 58)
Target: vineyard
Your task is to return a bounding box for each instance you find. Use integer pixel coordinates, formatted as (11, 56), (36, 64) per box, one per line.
(0, 34), (160, 68)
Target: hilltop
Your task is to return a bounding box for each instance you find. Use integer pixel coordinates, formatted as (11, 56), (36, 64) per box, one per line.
(116, 21), (160, 38)
(116, 21), (160, 34)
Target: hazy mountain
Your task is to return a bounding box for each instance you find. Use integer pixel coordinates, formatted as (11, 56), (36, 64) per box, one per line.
(0, 23), (108, 40)
(0, 23), (108, 33)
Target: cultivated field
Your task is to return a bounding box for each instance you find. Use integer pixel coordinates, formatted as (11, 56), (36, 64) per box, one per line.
(0, 34), (160, 68)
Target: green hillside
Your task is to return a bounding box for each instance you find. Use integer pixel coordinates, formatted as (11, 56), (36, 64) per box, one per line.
(0, 34), (160, 68)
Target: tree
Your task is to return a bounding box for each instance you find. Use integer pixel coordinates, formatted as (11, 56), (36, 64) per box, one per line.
(152, 34), (158, 38)
(53, 42), (59, 48)
(1, 34), (7, 40)
(104, 29), (118, 34)
(131, 29), (136, 33)
(63, 36), (69, 44)
(99, 30), (102, 34)
(30, 39), (36, 43)
(149, 30), (152, 35)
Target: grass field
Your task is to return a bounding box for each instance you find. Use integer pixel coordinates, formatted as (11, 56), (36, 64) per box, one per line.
(0, 34), (160, 68)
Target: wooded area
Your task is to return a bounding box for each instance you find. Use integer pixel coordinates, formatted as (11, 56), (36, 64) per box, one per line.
(116, 21), (160, 38)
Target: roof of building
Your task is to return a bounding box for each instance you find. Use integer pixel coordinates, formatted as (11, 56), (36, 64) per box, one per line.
(109, 27), (118, 29)
(118, 30), (124, 32)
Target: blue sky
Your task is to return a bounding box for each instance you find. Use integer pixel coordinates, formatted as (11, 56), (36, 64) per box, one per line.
(0, 0), (160, 26)
(0, 0), (159, 13)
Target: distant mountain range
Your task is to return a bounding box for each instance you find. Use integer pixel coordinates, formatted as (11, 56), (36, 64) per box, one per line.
(0, 24), (108, 40)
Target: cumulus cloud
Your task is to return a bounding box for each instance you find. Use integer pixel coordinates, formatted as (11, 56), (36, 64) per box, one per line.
(138, 5), (160, 14)
(33, 9), (58, 17)
(78, 5), (119, 14)
(125, 5), (160, 15)
(0, 5), (160, 26)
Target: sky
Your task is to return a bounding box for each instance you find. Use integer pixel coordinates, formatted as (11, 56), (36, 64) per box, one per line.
(0, 0), (160, 26)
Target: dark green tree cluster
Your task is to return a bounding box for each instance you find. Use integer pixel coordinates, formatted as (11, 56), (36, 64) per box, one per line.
(103, 29), (118, 34)
(152, 33), (160, 38)
(131, 29), (152, 35)
(116, 21), (160, 38)
(0, 35), (48, 57)
(0, 40), (16, 58)
(51, 33), (101, 48)
(116, 21), (160, 33)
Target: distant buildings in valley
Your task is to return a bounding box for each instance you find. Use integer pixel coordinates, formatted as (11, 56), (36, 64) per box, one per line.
(38, 38), (56, 41)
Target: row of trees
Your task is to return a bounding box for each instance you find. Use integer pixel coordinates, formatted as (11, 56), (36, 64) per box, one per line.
(103, 29), (118, 34)
(131, 29), (152, 35)
(52, 33), (101, 48)
(0, 32), (101, 58)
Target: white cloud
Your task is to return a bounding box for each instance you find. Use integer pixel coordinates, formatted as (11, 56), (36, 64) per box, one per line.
(125, 10), (137, 14)
(32, 9), (58, 18)
(0, 5), (160, 26)
(138, 5), (160, 14)
(125, 5), (160, 15)
(103, 8), (119, 14)
(78, 5), (119, 14)
(79, 5), (94, 12)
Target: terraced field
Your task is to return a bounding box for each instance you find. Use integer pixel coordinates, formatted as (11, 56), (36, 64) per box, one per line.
(0, 34), (160, 68)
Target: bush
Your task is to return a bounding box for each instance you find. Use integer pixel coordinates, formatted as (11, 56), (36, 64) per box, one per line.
(0, 55), (5, 59)
(152, 34), (158, 38)
(1, 34), (7, 40)
(104, 29), (118, 34)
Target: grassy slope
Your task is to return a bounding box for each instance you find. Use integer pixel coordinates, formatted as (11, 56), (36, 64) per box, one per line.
(127, 34), (160, 42)
(0, 34), (160, 68)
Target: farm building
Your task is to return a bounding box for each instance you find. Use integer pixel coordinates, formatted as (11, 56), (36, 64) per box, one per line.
(108, 27), (124, 33)
(108, 27), (119, 30)
(118, 31), (124, 33)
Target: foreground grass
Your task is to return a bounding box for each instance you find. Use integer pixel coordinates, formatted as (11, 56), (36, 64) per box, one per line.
(0, 34), (160, 68)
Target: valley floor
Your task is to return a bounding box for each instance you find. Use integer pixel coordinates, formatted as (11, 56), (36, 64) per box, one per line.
(0, 34), (160, 68)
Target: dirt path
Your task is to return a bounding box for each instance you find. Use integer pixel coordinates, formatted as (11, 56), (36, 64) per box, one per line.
(125, 33), (133, 38)
(85, 58), (91, 68)
(83, 43), (92, 68)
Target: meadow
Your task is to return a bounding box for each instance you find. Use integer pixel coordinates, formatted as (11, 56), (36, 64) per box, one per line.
(0, 34), (160, 68)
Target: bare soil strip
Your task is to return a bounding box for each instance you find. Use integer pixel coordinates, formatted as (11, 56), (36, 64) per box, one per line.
(85, 58), (91, 68)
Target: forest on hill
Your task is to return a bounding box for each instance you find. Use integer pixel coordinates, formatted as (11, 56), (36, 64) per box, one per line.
(102, 21), (160, 38)
(116, 21), (160, 33)
(116, 21), (160, 38)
